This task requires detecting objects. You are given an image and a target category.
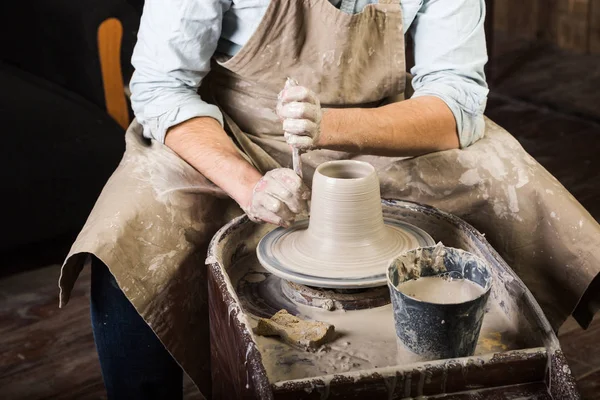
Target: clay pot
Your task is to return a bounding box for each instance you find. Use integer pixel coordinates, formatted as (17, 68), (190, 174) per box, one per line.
(295, 160), (399, 264)
(257, 160), (434, 288)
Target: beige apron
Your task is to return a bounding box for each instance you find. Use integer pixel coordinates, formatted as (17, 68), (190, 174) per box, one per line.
(59, 0), (600, 396)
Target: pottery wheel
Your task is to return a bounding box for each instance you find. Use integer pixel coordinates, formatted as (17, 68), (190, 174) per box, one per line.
(257, 219), (435, 289)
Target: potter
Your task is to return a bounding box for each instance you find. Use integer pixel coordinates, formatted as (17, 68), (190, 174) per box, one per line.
(57, 0), (600, 397)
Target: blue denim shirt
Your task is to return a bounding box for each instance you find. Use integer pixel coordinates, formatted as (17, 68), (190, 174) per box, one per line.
(130, 0), (489, 148)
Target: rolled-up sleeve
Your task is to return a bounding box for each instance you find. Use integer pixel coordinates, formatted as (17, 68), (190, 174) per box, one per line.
(129, 0), (230, 143)
(409, 0), (489, 148)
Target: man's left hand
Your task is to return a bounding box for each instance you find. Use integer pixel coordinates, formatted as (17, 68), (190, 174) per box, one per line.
(276, 80), (322, 150)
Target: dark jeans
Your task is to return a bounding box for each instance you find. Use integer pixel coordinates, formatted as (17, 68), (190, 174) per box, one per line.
(90, 258), (183, 399)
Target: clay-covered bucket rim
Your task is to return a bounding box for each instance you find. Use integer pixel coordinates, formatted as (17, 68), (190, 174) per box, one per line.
(386, 245), (493, 305)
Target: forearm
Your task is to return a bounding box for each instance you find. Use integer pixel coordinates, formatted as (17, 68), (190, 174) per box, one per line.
(317, 96), (459, 157)
(165, 117), (262, 207)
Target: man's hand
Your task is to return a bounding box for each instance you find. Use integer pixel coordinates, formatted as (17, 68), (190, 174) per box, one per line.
(277, 79), (322, 150)
(166, 118), (310, 229)
(244, 168), (310, 228)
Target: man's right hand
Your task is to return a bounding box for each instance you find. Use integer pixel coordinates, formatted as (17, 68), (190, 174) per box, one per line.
(244, 168), (310, 228)
(165, 118), (309, 228)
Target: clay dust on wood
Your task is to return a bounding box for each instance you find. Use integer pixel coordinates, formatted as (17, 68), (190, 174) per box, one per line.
(233, 254), (522, 383)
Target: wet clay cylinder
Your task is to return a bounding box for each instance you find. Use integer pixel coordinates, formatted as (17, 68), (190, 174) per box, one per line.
(257, 160), (434, 288)
(296, 160), (403, 265)
(387, 245), (492, 360)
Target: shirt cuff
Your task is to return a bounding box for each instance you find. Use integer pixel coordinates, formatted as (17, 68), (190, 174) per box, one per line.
(140, 99), (224, 144)
(411, 82), (488, 148)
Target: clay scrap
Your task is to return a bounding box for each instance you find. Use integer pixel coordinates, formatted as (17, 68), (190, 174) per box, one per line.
(254, 309), (336, 350)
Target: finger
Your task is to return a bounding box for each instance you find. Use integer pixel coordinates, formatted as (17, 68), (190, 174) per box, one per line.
(254, 207), (288, 227)
(265, 179), (305, 213)
(278, 78), (299, 101)
(273, 170), (310, 206)
(270, 169), (304, 192)
(301, 188), (312, 201)
(271, 171), (311, 210)
(285, 133), (313, 145)
(293, 198), (309, 214)
(279, 102), (320, 121)
(280, 86), (318, 105)
(264, 179), (296, 209)
(246, 212), (263, 224)
(283, 119), (317, 136)
(261, 195), (295, 221)
(285, 134), (314, 150)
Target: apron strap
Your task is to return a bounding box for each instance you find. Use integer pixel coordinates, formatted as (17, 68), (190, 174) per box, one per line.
(204, 80), (283, 175)
(221, 112), (283, 175)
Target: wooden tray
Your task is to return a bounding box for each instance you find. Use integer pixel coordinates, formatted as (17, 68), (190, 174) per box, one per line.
(206, 200), (580, 399)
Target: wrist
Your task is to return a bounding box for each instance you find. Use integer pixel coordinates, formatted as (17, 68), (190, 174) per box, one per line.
(164, 116), (263, 208)
(318, 107), (368, 150)
(233, 171), (262, 210)
(314, 108), (335, 148)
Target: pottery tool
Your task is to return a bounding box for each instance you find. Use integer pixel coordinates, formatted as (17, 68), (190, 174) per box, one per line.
(292, 148), (303, 178)
(254, 309), (336, 351)
(284, 77), (303, 178)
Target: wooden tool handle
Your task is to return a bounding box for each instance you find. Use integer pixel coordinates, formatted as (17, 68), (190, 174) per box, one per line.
(292, 147), (303, 178)
(285, 77), (303, 178)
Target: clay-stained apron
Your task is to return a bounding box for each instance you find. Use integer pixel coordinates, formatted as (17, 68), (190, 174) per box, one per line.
(59, 0), (600, 396)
